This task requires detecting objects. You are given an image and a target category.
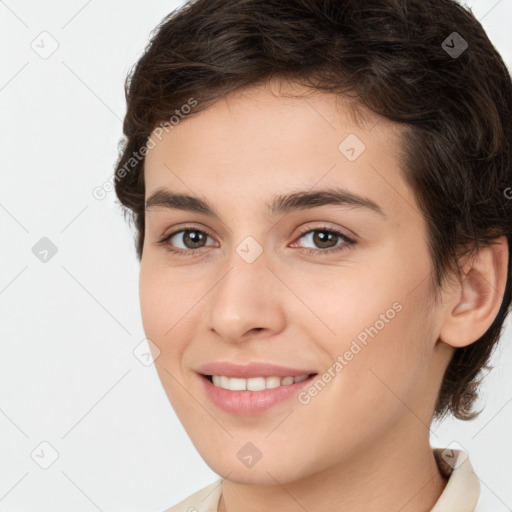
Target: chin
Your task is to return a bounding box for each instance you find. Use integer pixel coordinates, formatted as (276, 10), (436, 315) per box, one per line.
(198, 448), (314, 486)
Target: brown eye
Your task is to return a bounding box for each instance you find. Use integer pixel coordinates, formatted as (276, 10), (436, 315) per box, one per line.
(309, 230), (339, 249)
(296, 227), (353, 252)
(176, 230), (208, 249)
(157, 228), (216, 254)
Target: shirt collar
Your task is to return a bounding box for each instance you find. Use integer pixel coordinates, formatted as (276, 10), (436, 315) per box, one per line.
(430, 448), (480, 511)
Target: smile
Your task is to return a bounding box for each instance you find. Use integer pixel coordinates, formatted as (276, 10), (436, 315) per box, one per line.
(199, 372), (318, 415)
(209, 374), (311, 391)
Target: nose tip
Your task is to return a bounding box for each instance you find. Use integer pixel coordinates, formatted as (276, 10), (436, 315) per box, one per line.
(207, 259), (287, 343)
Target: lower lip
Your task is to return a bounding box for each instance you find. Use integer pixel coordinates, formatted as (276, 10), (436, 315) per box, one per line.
(199, 374), (317, 416)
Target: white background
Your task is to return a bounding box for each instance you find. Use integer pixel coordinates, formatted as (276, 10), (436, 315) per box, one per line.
(1, 1), (511, 510)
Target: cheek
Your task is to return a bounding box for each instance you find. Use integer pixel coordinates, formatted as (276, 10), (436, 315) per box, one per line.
(139, 263), (182, 362)
(294, 308), (433, 470)
(139, 261), (203, 377)
(138, 266), (190, 409)
(139, 260), (191, 331)
(138, 265), (164, 337)
(323, 292), (435, 431)
(306, 256), (434, 407)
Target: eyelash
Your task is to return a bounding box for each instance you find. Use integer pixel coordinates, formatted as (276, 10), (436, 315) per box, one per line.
(156, 224), (356, 258)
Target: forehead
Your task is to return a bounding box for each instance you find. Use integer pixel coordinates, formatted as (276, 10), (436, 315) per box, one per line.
(143, 80), (419, 222)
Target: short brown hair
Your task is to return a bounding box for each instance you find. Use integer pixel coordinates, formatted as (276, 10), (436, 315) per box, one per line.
(114, 0), (512, 421)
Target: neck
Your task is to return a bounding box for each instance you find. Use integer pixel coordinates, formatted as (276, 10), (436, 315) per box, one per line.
(218, 420), (447, 512)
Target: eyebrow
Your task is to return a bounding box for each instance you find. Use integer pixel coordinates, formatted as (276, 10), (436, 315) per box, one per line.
(145, 186), (386, 218)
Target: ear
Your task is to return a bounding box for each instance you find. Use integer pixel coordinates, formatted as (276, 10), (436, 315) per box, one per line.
(438, 236), (509, 348)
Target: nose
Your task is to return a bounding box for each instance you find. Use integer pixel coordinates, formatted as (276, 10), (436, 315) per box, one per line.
(207, 245), (287, 343)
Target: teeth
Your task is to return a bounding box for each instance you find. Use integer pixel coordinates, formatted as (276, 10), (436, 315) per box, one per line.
(229, 377), (247, 391)
(266, 376), (281, 389)
(247, 377), (265, 391)
(210, 374), (310, 390)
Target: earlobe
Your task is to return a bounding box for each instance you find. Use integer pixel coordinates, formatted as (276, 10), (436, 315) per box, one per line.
(438, 236), (509, 349)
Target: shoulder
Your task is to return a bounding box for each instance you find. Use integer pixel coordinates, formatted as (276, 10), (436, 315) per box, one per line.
(162, 479), (223, 512)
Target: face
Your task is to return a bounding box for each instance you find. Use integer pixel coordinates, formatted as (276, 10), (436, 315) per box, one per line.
(139, 80), (451, 485)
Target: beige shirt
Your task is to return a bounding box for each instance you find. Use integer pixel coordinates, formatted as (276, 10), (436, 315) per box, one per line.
(163, 448), (481, 512)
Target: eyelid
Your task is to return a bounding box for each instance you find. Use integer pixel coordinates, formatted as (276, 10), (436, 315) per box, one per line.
(160, 223), (218, 243)
(294, 222), (357, 243)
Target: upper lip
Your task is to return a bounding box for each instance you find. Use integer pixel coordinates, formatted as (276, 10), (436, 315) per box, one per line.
(196, 361), (317, 378)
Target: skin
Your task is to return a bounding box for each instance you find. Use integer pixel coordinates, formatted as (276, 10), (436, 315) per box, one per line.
(139, 78), (508, 512)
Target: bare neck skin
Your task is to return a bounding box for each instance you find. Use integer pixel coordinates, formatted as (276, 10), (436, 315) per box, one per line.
(218, 420), (447, 512)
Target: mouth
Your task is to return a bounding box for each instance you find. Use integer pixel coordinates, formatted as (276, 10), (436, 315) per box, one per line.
(198, 372), (319, 415)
